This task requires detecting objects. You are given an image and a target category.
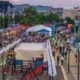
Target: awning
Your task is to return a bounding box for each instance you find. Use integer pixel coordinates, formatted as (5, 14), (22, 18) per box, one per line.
(37, 29), (50, 33)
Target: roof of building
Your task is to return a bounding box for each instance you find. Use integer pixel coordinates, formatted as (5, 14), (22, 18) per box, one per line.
(34, 5), (52, 12)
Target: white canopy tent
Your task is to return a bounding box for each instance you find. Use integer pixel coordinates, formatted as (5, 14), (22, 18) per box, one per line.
(26, 25), (52, 36)
(14, 43), (47, 62)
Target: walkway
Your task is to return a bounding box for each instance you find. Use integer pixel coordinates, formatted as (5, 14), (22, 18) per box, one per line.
(51, 40), (77, 80)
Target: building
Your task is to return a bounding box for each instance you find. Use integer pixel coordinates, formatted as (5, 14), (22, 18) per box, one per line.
(13, 5), (52, 15)
(34, 5), (52, 15)
(6, 7), (21, 16)
(76, 9), (80, 19)
(52, 8), (63, 18)
(13, 4), (29, 14)
(0, 1), (13, 13)
(62, 8), (80, 19)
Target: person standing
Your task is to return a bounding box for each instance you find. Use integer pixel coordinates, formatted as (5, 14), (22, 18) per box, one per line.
(65, 51), (67, 60)
(61, 56), (64, 65)
(57, 55), (60, 65)
(3, 65), (7, 80)
(59, 46), (62, 54)
(75, 53), (78, 62)
(52, 50), (55, 59)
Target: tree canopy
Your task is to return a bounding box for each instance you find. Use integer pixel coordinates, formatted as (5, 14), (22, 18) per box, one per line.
(0, 6), (62, 28)
(65, 17), (74, 24)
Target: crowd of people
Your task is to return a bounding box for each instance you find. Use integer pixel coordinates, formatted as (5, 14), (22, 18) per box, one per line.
(0, 29), (26, 48)
(22, 33), (49, 43)
(0, 29), (50, 49)
(52, 33), (78, 65)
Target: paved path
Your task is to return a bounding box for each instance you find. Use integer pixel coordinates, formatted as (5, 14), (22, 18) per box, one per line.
(52, 45), (71, 80)
(57, 35), (79, 80)
(51, 39), (78, 80)
(68, 46), (78, 80)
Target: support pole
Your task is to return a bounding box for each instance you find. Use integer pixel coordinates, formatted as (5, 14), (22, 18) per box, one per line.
(78, 50), (80, 80)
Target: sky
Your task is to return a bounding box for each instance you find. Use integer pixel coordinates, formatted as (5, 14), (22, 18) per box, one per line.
(5, 0), (80, 7)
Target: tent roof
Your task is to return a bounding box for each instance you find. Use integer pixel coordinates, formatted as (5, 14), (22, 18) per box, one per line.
(15, 43), (47, 51)
(38, 29), (50, 33)
(27, 25), (52, 32)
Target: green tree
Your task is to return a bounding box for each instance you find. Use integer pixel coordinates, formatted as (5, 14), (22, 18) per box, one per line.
(15, 15), (24, 23)
(0, 17), (3, 27)
(34, 13), (46, 24)
(23, 6), (37, 17)
(65, 17), (74, 24)
(21, 6), (62, 25)
(23, 6), (38, 25)
(20, 18), (28, 24)
(47, 12), (60, 23)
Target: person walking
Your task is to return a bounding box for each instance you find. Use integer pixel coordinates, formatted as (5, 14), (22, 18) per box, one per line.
(59, 46), (62, 54)
(65, 51), (67, 60)
(3, 65), (7, 80)
(52, 50), (55, 59)
(57, 55), (60, 65)
(75, 53), (78, 62)
(61, 56), (64, 65)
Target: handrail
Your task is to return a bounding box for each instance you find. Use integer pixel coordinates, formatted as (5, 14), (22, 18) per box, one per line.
(20, 60), (35, 80)
(48, 40), (54, 79)
(20, 67), (28, 80)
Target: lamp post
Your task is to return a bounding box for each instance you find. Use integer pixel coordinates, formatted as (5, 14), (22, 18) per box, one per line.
(2, 3), (5, 80)
(8, 0), (11, 44)
(77, 19), (80, 80)
(77, 43), (80, 80)
(74, 19), (78, 34)
(67, 36), (71, 73)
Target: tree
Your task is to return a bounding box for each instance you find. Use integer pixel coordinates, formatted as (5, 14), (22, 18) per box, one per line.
(23, 6), (37, 17)
(65, 17), (74, 24)
(47, 12), (60, 23)
(23, 6), (38, 25)
(21, 6), (62, 25)
(0, 17), (3, 27)
(34, 13), (46, 24)
(20, 18), (27, 24)
(15, 15), (24, 24)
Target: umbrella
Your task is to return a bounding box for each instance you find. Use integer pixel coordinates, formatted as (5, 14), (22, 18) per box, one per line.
(38, 29), (50, 33)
